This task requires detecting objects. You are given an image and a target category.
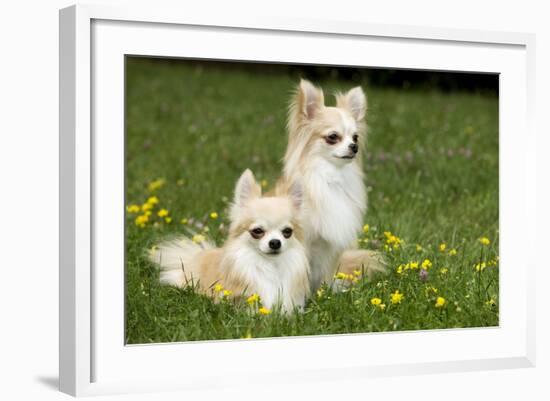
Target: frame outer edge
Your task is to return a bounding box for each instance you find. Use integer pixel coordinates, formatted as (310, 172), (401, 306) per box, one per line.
(60, 4), (93, 396)
(525, 33), (536, 367)
(81, 3), (531, 46)
(63, 4), (535, 395)
(59, 5), (77, 396)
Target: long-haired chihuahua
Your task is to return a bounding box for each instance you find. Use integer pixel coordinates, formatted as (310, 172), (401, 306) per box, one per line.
(277, 79), (385, 292)
(150, 169), (310, 312)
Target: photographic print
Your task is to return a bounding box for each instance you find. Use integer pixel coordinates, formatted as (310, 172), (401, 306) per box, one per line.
(124, 57), (499, 344)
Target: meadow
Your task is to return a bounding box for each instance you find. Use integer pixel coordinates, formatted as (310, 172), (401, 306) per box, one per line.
(125, 58), (499, 344)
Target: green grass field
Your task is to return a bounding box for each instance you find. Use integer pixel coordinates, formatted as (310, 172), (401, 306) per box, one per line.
(125, 57), (499, 344)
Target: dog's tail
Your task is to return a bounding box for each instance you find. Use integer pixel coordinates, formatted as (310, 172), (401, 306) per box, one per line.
(337, 249), (387, 279)
(148, 236), (215, 288)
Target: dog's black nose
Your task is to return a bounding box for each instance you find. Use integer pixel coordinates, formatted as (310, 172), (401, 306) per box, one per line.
(268, 239), (281, 250)
(349, 143), (358, 153)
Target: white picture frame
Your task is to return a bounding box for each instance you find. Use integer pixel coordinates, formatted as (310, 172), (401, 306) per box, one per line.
(59, 3), (536, 397)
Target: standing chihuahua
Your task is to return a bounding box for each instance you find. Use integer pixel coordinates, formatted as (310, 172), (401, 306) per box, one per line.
(277, 79), (384, 292)
(150, 169), (310, 312)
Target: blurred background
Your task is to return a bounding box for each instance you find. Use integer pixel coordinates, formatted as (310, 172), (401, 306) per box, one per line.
(138, 57), (498, 94)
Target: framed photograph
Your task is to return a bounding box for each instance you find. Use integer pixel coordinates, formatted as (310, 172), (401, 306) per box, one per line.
(59, 4), (536, 396)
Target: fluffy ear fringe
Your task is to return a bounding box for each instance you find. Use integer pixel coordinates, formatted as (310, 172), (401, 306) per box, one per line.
(295, 79), (324, 120)
(335, 86), (367, 121)
(234, 169), (261, 208)
(274, 178), (303, 211)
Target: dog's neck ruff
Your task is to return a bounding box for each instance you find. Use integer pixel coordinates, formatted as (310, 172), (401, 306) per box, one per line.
(296, 157), (367, 250)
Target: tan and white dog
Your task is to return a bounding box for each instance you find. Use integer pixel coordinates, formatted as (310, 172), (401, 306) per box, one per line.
(277, 79), (384, 292)
(150, 169), (310, 313)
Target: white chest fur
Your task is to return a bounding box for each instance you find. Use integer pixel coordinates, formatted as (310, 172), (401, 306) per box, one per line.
(224, 244), (309, 311)
(302, 160), (366, 250)
(295, 160), (367, 290)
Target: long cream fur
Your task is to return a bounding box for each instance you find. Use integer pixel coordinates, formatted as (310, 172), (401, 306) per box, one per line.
(149, 169), (311, 313)
(278, 79), (385, 291)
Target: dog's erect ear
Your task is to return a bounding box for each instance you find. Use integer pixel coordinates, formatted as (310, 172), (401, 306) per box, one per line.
(298, 79), (324, 120)
(336, 86), (367, 121)
(288, 179), (303, 211)
(234, 169), (261, 207)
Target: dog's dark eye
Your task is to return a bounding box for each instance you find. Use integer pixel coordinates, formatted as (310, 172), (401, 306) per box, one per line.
(325, 132), (340, 145)
(282, 227), (293, 238)
(249, 227), (265, 239)
(352, 134), (359, 143)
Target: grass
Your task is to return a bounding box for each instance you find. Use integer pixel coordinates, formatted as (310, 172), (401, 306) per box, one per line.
(125, 57), (499, 344)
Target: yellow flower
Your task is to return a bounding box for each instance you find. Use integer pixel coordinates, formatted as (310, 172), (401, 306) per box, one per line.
(260, 179), (268, 188)
(247, 293), (260, 305)
(486, 298), (497, 307)
(390, 290), (404, 304)
(353, 269), (361, 277)
(409, 261), (419, 269)
(370, 297), (382, 306)
(448, 248), (457, 256)
(146, 196), (159, 205)
(396, 264), (405, 274)
(479, 237), (491, 246)
(334, 272), (353, 281)
(439, 267), (449, 275)
(474, 262), (487, 272)
(378, 303), (386, 311)
(192, 234), (205, 244)
(415, 244), (423, 252)
(148, 178), (165, 192)
(383, 231), (402, 248)
(210, 212), (218, 219)
(180, 218), (188, 225)
(421, 259), (432, 270)
(363, 224), (370, 234)
(164, 217), (172, 224)
(435, 297), (446, 308)
(157, 208), (169, 217)
(135, 214), (149, 227)
(141, 202), (153, 212)
(258, 307), (271, 315)
(316, 288), (325, 298)
(126, 204), (140, 213)
(439, 243), (447, 252)
(223, 289), (232, 297)
(214, 284), (223, 292)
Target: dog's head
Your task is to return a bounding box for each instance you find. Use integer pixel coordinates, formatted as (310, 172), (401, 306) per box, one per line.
(286, 79), (367, 168)
(228, 169), (304, 256)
